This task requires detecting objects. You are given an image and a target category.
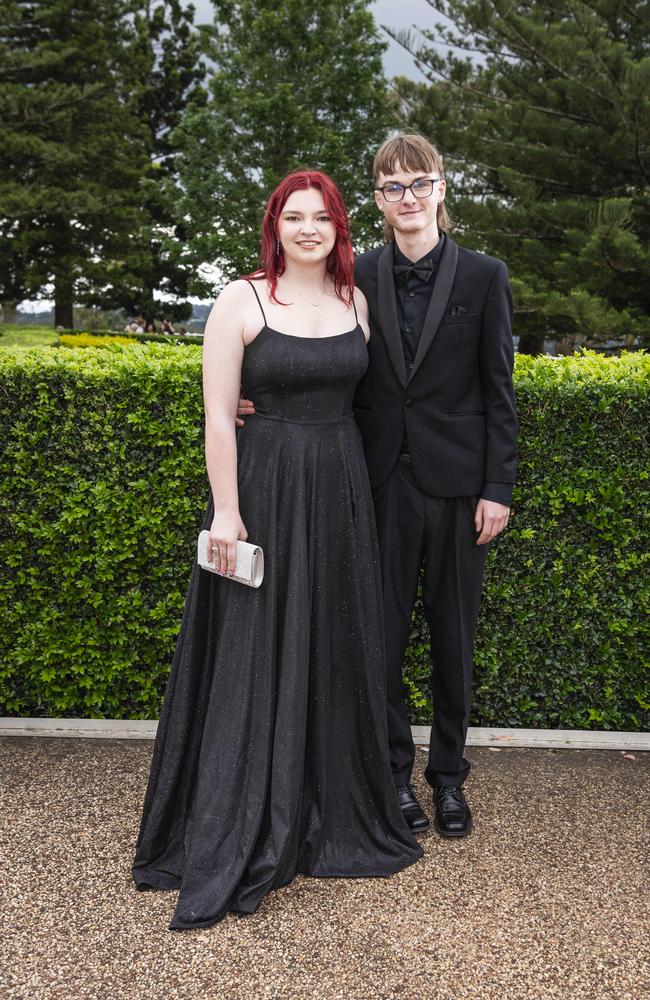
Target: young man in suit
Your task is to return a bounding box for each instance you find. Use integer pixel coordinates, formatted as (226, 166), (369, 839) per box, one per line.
(353, 133), (517, 836)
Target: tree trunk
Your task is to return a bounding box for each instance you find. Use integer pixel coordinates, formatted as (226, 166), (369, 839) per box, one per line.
(54, 270), (74, 329)
(556, 334), (577, 356)
(1, 301), (19, 323)
(517, 331), (546, 356)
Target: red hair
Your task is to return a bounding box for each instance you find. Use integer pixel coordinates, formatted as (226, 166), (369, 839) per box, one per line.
(247, 170), (354, 305)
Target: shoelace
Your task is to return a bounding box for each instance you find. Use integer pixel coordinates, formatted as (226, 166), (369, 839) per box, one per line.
(397, 783), (416, 796)
(437, 784), (464, 804)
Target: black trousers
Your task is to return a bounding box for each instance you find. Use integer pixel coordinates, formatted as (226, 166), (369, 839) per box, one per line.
(373, 457), (487, 788)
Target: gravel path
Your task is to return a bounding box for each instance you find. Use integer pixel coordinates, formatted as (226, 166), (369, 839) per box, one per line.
(1, 737), (648, 1000)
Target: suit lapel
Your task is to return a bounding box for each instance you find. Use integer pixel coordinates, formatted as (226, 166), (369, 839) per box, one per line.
(375, 243), (408, 388)
(408, 238), (459, 383)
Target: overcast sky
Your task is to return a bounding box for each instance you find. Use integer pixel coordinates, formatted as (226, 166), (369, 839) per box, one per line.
(189, 0), (436, 81)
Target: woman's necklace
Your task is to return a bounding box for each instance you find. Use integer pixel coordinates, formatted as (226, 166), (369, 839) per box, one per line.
(284, 280), (328, 308)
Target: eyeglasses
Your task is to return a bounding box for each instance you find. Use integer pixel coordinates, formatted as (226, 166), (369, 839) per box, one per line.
(376, 177), (441, 202)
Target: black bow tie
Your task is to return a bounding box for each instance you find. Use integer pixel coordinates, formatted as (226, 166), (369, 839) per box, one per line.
(393, 259), (435, 287)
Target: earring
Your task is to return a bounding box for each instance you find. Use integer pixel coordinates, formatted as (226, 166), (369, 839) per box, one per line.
(276, 239), (281, 255)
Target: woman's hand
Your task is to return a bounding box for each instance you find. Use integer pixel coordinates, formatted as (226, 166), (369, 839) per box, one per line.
(209, 512), (248, 576)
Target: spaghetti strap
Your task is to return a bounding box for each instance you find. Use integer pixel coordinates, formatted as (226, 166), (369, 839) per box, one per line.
(351, 290), (358, 323)
(246, 280), (268, 325)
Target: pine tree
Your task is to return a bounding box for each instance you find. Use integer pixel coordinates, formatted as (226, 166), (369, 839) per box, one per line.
(104, 0), (207, 321)
(0, 0), (150, 328)
(170, 0), (396, 291)
(0, 1), (208, 326)
(0, 2), (43, 320)
(0, 216), (32, 322)
(391, 0), (650, 352)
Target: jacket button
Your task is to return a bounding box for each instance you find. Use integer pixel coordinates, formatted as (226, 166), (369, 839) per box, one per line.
(405, 398), (413, 407)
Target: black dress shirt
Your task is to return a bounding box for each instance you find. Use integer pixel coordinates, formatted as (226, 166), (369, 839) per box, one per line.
(393, 236), (511, 506)
(394, 236), (446, 369)
(394, 236), (445, 457)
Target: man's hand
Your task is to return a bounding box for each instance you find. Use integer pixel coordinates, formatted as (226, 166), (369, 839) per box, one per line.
(475, 498), (510, 545)
(236, 397), (256, 428)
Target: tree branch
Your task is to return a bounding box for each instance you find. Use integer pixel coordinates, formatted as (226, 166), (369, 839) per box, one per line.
(484, 0), (617, 108)
(447, 151), (574, 191)
(569, 5), (625, 98)
(421, 0), (616, 110)
(415, 26), (516, 62)
(388, 33), (601, 127)
(632, 104), (650, 186)
(424, 0), (514, 54)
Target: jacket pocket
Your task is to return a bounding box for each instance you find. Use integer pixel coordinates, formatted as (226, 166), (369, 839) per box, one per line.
(443, 411), (485, 417)
(441, 312), (481, 327)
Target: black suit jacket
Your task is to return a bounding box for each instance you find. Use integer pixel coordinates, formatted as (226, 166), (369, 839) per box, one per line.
(353, 237), (518, 503)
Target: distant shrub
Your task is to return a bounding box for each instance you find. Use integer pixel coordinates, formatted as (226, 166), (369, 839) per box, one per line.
(0, 324), (59, 350)
(59, 333), (137, 349)
(65, 328), (203, 346)
(0, 323), (52, 336)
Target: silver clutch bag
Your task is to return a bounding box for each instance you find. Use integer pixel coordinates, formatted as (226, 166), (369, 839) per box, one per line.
(197, 529), (264, 588)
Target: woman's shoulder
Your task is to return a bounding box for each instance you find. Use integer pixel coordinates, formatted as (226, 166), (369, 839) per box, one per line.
(205, 279), (266, 336)
(209, 277), (265, 315)
(217, 277), (256, 301)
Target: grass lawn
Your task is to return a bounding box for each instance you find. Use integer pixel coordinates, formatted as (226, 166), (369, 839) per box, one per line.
(0, 324), (59, 350)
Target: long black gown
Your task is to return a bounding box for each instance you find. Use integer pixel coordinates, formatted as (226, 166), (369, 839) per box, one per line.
(132, 289), (422, 929)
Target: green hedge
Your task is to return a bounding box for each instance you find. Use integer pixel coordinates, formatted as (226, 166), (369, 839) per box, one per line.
(1, 344), (648, 729)
(65, 327), (204, 345)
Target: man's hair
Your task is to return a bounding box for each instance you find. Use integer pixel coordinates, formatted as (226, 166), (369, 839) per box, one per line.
(373, 132), (452, 240)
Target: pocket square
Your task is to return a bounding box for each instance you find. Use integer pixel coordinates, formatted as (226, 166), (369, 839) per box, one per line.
(448, 305), (468, 315)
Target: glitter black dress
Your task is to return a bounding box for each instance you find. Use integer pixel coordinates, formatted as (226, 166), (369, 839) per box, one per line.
(132, 287), (422, 929)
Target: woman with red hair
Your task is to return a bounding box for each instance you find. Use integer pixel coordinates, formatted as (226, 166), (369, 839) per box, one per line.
(133, 170), (422, 929)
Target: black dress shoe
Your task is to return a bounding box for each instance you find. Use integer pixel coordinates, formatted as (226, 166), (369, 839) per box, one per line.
(396, 784), (430, 833)
(434, 785), (473, 838)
